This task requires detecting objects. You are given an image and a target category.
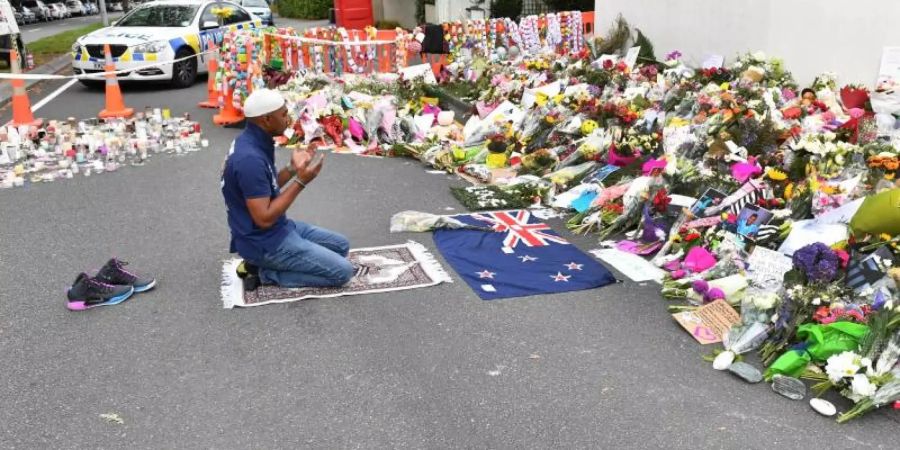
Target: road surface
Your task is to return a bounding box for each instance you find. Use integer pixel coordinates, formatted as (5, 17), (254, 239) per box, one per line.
(0, 28), (897, 450)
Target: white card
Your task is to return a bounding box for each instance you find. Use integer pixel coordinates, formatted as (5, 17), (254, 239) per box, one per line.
(702, 54), (725, 69)
(623, 46), (641, 69)
(591, 248), (665, 283)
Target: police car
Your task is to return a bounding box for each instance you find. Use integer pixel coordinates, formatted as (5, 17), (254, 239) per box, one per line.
(71, 0), (261, 88)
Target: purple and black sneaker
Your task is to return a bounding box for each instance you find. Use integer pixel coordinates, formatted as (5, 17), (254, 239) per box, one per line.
(95, 258), (157, 293)
(67, 273), (134, 311)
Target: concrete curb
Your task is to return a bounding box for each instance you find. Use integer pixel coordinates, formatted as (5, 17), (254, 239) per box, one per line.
(0, 54), (72, 109)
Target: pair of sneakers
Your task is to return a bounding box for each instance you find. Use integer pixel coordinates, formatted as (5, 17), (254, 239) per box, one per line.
(66, 258), (156, 311)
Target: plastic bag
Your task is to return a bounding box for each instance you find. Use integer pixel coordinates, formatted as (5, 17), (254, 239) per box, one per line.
(764, 321), (870, 379)
(850, 188), (900, 236)
(389, 211), (491, 233)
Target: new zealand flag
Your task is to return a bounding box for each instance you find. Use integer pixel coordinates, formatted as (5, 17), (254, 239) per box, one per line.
(433, 210), (618, 300)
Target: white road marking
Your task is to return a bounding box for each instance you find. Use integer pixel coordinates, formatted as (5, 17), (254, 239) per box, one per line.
(32, 79), (78, 112)
(26, 28), (42, 33)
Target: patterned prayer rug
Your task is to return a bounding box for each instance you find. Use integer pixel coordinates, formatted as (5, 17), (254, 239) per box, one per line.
(220, 241), (452, 308)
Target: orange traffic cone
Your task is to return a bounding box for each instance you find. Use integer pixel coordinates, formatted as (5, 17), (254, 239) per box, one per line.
(198, 46), (220, 109)
(213, 84), (244, 126)
(98, 44), (133, 119)
(6, 49), (43, 127)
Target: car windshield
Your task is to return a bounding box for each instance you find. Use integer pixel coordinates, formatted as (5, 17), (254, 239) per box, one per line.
(116, 5), (199, 27)
(242, 0), (267, 7)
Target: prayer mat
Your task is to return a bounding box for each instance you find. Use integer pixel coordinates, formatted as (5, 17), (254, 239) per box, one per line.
(433, 210), (617, 300)
(220, 241), (452, 308)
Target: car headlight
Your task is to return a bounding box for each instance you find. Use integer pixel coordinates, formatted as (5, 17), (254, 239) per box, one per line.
(71, 42), (81, 53)
(132, 41), (167, 54)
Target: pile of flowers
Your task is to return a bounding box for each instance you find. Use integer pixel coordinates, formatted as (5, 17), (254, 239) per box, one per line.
(211, 16), (900, 423)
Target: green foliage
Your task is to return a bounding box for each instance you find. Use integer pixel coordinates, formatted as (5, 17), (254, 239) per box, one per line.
(634, 29), (657, 63)
(276, 0), (330, 20)
(596, 14), (630, 56)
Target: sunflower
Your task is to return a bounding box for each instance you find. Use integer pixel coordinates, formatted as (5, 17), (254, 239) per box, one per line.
(766, 167), (788, 181)
(784, 182), (794, 199)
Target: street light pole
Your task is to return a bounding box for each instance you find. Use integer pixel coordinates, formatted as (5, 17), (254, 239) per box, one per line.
(99, 0), (109, 26)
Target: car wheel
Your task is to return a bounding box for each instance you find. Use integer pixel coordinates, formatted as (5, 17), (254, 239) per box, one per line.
(170, 47), (198, 88)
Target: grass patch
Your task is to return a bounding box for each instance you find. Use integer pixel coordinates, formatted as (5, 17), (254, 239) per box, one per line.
(1, 22), (106, 71)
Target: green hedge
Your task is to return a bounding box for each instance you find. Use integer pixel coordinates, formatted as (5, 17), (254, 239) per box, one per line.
(277, 0), (331, 20)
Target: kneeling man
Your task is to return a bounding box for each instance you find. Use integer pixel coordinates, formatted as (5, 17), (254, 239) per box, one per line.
(221, 89), (353, 288)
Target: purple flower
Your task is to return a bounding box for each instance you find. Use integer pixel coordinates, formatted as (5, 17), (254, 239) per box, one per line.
(792, 243), (841, 284)
(666, 50), (682, 61)
(671, 269), (686, 280)
(692, 279), (710, 294)
(704, 288), (725, 303)
(873, 290), (887, 311)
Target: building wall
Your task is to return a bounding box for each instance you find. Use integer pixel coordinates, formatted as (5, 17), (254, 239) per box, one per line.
(594, 0), (900, 86)
(380, 0), (491, 28)
(381, 0), (417, 28)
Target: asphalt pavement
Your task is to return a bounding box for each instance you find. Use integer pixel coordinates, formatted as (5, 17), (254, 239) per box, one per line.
(1, 45), (898, 450)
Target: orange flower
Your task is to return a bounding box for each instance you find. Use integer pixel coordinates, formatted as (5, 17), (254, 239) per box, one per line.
(884, 158), (899, 170)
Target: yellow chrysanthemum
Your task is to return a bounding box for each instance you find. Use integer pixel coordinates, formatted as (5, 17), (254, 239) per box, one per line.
(720, 82), (730, 91)
(668, 117), (689, 127)
(881, 233), (893, 242)
(580, 120), (598, 135)
(784, 182), (794, 199)
(766, 168), (788, 181)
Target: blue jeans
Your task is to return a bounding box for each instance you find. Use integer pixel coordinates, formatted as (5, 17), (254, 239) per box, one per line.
(256, 220), (353, 288)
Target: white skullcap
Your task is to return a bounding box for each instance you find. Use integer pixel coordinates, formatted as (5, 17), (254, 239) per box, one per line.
(242, 89), (285, 118)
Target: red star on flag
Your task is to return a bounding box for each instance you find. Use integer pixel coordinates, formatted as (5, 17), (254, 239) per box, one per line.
(564, 262), (583, 271)
(550, 272), (571, 282)
(477, 270), (496, 279)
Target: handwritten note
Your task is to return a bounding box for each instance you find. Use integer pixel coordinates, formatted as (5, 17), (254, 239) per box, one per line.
(747, 246), (793, 289)
(673, 300), (741, 344)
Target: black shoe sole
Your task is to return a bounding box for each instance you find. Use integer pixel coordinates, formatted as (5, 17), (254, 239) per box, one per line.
(243, 274), (261, 291)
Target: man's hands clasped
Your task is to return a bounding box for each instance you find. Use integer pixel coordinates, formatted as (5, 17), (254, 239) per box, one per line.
(292, 144), (324, 185)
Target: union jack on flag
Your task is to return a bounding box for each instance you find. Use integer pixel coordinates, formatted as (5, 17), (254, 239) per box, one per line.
(472, 210), (570, 251)
(434, 210), (616, 300)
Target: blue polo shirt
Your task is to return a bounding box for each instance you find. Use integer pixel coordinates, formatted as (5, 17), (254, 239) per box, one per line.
(221, 122), (291, 263)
